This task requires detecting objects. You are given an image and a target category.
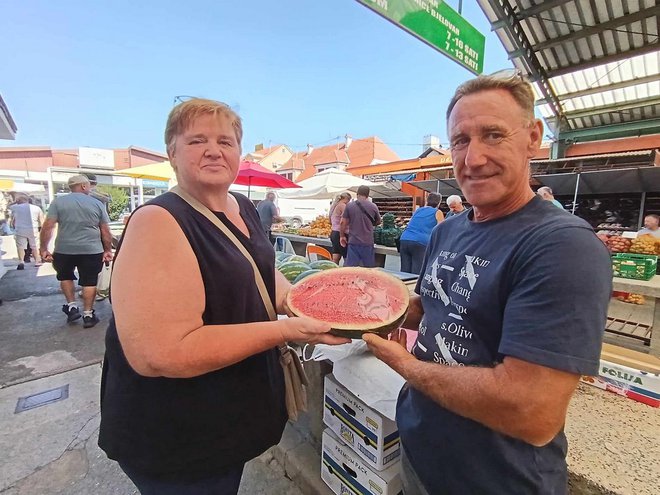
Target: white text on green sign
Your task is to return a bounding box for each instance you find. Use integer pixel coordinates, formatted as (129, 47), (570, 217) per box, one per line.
(357, 0), (485, 74)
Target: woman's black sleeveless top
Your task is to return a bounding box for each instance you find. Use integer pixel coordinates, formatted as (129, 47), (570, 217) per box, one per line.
(98, 191), (287, 477)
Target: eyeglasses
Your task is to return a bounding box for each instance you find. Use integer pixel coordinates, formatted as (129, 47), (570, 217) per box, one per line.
(488, 68), (526, 81)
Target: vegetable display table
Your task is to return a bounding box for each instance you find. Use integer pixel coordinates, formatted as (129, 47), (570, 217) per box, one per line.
(274, 233), (399, 268)
(611, 275), (660, 357)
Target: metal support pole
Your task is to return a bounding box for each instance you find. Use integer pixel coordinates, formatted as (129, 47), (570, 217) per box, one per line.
(47, 167), (55, 203)
(638, 192), (647, 230)
(458, 0), (463, 14)
(571, 173), (580, 215)
(138, 181), (144, 206)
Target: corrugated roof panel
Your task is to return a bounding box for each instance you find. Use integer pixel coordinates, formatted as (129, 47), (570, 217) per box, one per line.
(478, 0), (659, 136)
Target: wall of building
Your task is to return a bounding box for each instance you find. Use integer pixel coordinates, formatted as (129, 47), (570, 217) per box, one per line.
(0, 148), (53, 173)
(259, 147), (293, 171)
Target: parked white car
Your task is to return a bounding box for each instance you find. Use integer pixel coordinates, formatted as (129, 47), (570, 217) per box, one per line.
(276, 198), (330, 228)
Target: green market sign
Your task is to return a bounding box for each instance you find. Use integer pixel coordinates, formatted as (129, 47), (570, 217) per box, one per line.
(356, 0), (485, 74)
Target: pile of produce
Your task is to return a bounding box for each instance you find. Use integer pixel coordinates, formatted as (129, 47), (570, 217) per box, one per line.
(629, 234), (660, 255)
(379, 213), (403, 247)
(272, 224), (299, 234)
(606, 236), (633, 253)
(615, 293), (646, 305)
(596, 223), (633, 236)
(298, 215), (332, 238)
(394, 216), (409, 229)
(286, 267), (410, 338)
(275, 252), (338, 283)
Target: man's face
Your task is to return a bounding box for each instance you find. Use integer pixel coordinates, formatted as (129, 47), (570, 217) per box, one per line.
(267, 193), (276, 202)
(448, 89), (542, 214)
(449, 202), (462, 213)
(644, 215), (659, 230)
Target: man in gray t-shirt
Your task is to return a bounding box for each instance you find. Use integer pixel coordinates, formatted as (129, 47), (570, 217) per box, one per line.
(256, 192), (281, 243)
(40, 174), (113, 328)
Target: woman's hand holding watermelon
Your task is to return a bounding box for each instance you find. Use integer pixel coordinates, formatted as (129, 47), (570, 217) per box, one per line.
(280, 316), (351, 346)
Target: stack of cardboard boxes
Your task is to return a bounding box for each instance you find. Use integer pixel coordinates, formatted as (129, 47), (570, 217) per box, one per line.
(321, 374), (402, 495)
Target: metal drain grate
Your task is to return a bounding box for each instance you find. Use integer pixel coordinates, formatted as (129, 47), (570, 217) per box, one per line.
(15, 384), (69, 413)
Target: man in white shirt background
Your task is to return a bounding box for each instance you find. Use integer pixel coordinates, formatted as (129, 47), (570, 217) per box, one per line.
(638, 214), (660, 238)
(10, 195), (45, 270)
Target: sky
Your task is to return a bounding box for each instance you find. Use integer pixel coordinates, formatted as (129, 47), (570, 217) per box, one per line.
(1, 0), (513, 160)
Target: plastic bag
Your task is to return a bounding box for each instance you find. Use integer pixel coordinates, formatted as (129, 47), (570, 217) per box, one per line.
(96, 261), (112, 298)
(302, 339), (368, 362)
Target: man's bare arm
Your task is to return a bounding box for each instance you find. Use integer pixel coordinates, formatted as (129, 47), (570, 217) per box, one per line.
(39, 217), (57, 261)
(364, 334), (579, 447)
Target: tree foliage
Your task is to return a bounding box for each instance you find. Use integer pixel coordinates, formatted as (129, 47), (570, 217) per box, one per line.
(97, 185), (129, 221)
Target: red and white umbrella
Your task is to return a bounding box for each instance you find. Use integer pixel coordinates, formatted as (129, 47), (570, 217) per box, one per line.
(234, 161), (301, 198)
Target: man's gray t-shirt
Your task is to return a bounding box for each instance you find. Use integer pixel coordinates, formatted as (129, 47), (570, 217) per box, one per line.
(342, 199), (381, 245)
(10, 203), (43, 235)
(47, 193), (110, 255)
(256, 199), (278, 232)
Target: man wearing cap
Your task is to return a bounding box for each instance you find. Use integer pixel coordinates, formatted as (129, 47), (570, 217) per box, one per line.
(84, 173), (112, 213)
(40, 175), (113, 328)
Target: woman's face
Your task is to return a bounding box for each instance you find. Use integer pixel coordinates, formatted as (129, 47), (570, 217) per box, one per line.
(170, 113), (241, 190)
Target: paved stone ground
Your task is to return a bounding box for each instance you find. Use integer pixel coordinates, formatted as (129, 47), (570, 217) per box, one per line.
(0, 241), (328, 495)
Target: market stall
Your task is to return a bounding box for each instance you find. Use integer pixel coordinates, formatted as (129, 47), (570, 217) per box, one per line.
(273, 232), (398, 268)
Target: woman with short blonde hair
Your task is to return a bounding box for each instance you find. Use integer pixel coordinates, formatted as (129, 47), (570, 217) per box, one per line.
(99, 98), (347, 494)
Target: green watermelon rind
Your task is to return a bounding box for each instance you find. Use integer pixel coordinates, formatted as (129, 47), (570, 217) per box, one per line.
(286, 255), (309, 264)
(293, 269), (322, 284)
(309, 260), (338, 270)
(328, 312), (408, 339)
(279, 261), (312, 282)
(287, 267), (410, 339)
(275, 252), (293, 262)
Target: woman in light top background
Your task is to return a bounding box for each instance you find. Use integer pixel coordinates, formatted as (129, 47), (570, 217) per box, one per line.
(399, 192), (444, 274)
(329, 192), (351, 263)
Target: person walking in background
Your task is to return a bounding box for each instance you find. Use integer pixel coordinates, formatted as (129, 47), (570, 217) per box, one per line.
(256, 191), (282, 243)
(40, 175), (113, 328)
(537, 186), (564, 209)
(329, 192), (351, 263)
(445, 194), (465, 218)
(398, 193), (443, 274)
(340, 185), (381, 267)
(10, 195), (44, 269)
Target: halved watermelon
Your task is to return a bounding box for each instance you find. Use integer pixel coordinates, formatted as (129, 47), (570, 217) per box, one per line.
(287, 267), (410, 338)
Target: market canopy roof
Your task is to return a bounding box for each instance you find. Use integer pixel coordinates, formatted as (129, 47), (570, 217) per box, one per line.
(535, 166), (660, 195)
(278, 169), (378, 200)
(0, 180), (45, 193)
(119, 161), (175, 181)
(477, 0), (659, 143)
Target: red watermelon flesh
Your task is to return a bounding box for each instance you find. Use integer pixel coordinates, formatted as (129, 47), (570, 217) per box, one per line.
(286, 267), (410, 337)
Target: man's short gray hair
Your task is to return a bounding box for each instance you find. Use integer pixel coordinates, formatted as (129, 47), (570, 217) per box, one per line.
(537, 186), (553, 195)
(446, 72), (535, 122)
(446, 195), (462, 206)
